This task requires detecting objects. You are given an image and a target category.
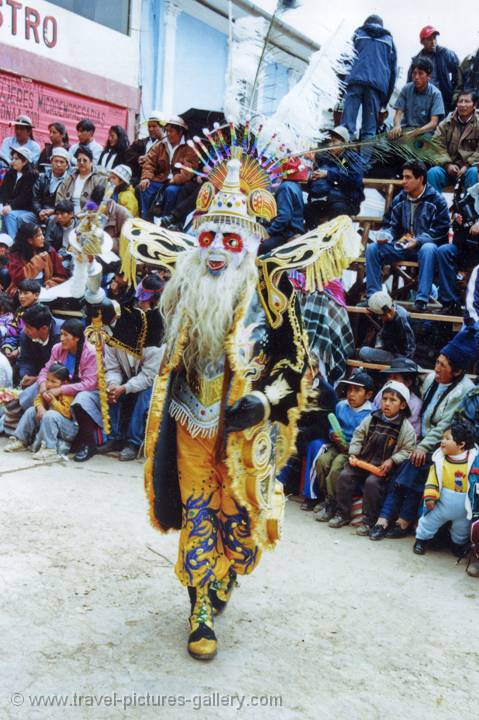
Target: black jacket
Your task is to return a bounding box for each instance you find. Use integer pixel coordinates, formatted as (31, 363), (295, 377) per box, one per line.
(32, 170), (65, 216)
(16, 320), (61, 380)
(44, 215), (78, 252)
(0, 169), (37, 210)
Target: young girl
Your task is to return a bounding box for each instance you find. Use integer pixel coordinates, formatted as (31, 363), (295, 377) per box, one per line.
(4, 362), (78, 461)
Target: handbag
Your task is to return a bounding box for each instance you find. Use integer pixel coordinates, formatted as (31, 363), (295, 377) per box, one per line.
(149, 183), (166, 217)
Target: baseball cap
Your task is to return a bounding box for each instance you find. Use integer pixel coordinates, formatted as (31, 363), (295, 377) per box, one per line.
(420, 25), (439, 41)
(381, 380), (411, 413)
(10, 114), (33, 127)
(340, 371), (374, 391)
(51, 147), (70, 164)
(367, 291), (393, 315)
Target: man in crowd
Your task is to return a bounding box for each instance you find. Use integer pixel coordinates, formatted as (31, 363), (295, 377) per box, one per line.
(261, 157), (306, 253)
(125, 110), (166, 186)
(16, 303), (61, 388)
(455, 47), (479, 102)
(0, 115), (41, 166)
(32, 148), (71, 225)
(341, 15), (397, 163)
(44, 200), (77, 255)
(427, 91), (479, 192)
(390, 58), (444, 141)
(365, 160), (453, 313)
(359, 291), (416, 364)
(69, 120), (103, 165)
(407, 26), (459, 113)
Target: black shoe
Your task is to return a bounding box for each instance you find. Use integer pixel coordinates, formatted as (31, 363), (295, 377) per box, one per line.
(96, 439), (122, 455)
(119, 442), (139, 461)
(159, 215), (181, 231)
(413, 300), (427, 312)
(73, 444), (96, 462)
(451, 541), (470, 559)
(369, 524), (388, 541)
(385, 523), (410, 539)
(413, 539), (428, 555)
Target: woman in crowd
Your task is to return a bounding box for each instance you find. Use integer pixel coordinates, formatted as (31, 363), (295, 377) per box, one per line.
(6, 222), (67, 295)
(108, 165), (139, 217)
(98, 126), (130, 172)
(0, 147), (37, 238)
(56, 146), (106, 214)
(38, 122), (70, 168)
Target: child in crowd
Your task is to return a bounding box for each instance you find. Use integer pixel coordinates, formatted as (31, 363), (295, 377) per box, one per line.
(1, 279), (41, 360)
(373, 358), (423, 439)
(314, 371), (374, 521)
(0, 293), (14, 339)
(359, 290), (416, 364)
(4, 362), (78, 461)
(329, 381), (416, 535)
(413, 421), (479, 556)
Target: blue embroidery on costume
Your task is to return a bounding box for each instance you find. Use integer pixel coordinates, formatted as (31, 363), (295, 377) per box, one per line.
(182, 492), (220, 587)
(220, 501), (258, 573)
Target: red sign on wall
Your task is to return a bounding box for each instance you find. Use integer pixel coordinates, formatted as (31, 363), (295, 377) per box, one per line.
(0, 70), (128, 152)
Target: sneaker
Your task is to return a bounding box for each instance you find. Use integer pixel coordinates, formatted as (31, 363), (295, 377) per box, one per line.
(4, 437), (27, 453)
(119, 442), (139, 461)
(413, 300), (427, 312)
(315, 499), (337, 523)
(32, 444), (63, 463)
(356, 522), (370, 536)
(300, 498), (317, 511)
(328, 513), (349, 528)
(313, 500), (327, 513)
(413, 539), (428, 555)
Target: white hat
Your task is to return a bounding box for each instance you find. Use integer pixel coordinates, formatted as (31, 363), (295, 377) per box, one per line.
(111, 164), (132, 185)
(368, 290), (393, 315)
(51, 147), (70, 164)
(166, 114), (188, 130)
(147, 110), (167, 125)
(11, 145), (32, 163)
(329, 125), (350, 143)
(382, 380), (411, 408)
(10, 114), (33, 127)
(0, 233), (13, 248)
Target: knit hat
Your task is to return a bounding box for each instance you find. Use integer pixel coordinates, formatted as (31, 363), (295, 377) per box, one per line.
(11, 145), (32, 163)
(440, 336), (473, 371)
(382, 380), (411, 409)
(111, 164), (132, 185)
(365, 15), (383, 26)
(280, 156), (310, 182)
(340, 371), (374, 391)
(367, 290), (393, 315)
(420, 25), (439, 41)
(51, 147), (70, 164)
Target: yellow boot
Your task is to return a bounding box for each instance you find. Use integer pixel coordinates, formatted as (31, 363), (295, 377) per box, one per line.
(187, 585), (217, 661)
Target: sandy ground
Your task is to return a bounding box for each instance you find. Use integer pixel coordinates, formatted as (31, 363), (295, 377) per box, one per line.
(1, 439), (478, 720)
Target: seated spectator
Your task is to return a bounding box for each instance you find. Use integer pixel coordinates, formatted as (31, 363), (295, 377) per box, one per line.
(306, 127), (365, 226)
(373, 358), (423, 438)
(108, 165), (139, 217)
(7, 223), (67, 296)
(1, 279), (41, 363)
(407, 26), (459, 114)
(138, 134), (169, 220)
(89, 186), (132, 254)
(0, 233), (13, 290)
(365, 160), (452, 312)
(0, 292), (14, 341)
(261, 158), (307, 253)
(4, 361), (78, 462)
(32, 148), (71, 225)
(454, 46), (479, 103)
(451, 180), (479, 269)
(427, 91), (479, 192)
(44, 200), (77, 254)
(414, 420), (478, 556)
(107, 270), (136, 307)
(161, 117), (198, 217)
(56, 146), (107, 215)
(15, 302), (61, 389)
(98, 125), (130, 172)
(371, 345), (474, 540)
(314, 371), (374, 522)
(68, 119), (103, 165)
(0, 115), (41, 166)
(359, 291), (415, 363)
(125, 110), (166, 186)
(0, 147), (37, 238)
(389, 58), (444, 141)
(38, 122), (70, 168)
(158, 177), (203, 231)
(330, 380), (416, 535)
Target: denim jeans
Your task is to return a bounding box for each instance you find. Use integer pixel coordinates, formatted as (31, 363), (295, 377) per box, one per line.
(3, 210), (36, 238)
(427, 165), (478, 192)
(162, 184), (184, 215)
(108, 386), (152, 447)
(342, 84), (382, 163)
(140, 181), (164, 219)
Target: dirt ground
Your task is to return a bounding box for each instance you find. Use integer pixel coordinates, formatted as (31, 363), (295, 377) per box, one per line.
(1, 439), (478, 720)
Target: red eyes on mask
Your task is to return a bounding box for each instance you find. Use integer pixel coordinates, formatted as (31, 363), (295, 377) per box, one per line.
(198, 231), (244, 253)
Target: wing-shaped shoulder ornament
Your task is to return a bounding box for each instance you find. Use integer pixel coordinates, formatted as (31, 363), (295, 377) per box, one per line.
(119, 218), (196, 285)
(256, 214), (360, 328)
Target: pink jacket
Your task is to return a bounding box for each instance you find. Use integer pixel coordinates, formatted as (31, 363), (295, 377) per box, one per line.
(37, 341), (98, 396)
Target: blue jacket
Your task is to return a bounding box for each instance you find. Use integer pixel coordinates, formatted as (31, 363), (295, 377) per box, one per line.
(310, 151), (365, 209)
(346, 22), (397, 104)
(380, 183), (450, 247)
(407, 46), (459, 113)
(264, 180), (305, 251)
(336, 399), (373, 443)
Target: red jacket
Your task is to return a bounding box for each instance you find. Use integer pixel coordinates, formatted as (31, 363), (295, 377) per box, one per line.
(7, 248), (68, 295)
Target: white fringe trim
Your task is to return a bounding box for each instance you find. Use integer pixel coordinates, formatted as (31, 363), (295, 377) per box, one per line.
(169, 399), (218, 439)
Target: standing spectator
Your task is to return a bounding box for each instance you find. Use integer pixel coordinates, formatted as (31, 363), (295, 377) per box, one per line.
(341, 15), (397, 162)
(56, 146), (107, 214)
(427, 91), (479, 192)
(454, 47), (479, 103)
(109, 165), (139, 217)
(407, 26), (459, 113)
(38, 122), (69, 168)
(125, 110), (166, 186)
(68, 120), (103, 165)
(6, 223), (67, 295)
(261, 158), (306, 253)
(44, 200), (77, 254)
(359, 290), (416, 363)
(390, 58), (444, 141)
(98, 126), (130, 172)
(0, 115), (41, 166)
(32, 148), (70, 225)
(0, 148), (37, 238)
(365, 160), (452, 312)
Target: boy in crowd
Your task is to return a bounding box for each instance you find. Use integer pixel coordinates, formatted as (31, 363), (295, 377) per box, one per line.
(329, 381), (416, 535)
(1, 279), (41, 362)
(359, 291), (415, 363)
(414, 420), (479, 556)
(314, 371), (374, 522)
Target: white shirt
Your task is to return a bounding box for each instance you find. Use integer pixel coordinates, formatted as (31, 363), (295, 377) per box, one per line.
(72, 174), (88, 213)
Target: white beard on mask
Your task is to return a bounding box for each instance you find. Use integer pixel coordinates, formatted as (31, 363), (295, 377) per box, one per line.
(161, 249), (259, 378)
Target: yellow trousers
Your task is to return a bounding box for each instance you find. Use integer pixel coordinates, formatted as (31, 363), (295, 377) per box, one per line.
(175, 421), (262, 587)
